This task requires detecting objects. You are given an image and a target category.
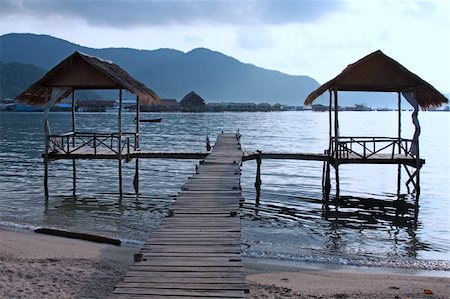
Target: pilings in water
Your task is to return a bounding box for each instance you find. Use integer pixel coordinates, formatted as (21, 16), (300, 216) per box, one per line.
(243, 150), (423, 204)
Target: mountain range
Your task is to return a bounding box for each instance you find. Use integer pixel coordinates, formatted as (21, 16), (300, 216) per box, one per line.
(0, 33), (320, 105)
(1, 33), (447, 108)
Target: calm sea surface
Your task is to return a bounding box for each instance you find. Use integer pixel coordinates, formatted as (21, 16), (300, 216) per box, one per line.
(0, 111), (449, 270)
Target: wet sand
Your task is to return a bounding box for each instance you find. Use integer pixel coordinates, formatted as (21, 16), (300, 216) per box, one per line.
(1, 228), (448, 298)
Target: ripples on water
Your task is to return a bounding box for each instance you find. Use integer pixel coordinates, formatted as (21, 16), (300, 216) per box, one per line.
(0, 111), (449, 270)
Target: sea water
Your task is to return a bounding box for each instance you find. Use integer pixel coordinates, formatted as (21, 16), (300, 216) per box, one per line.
(0, 111), (449, 271)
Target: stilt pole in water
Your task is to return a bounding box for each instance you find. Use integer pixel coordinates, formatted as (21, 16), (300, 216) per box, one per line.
(72, 160), (76, 195)
(255, 150), (262, 205)
(44, 157), (49, 198)
(134, 95), (140, 194)
(71, 91), (76, 146)
(44, 115), (49, 198)
(134, 158), (139, 194)
(323, 152), (331, 199)
(71, 91), (77, 195)
(333, 89), (340, 198)
(397, 92), (402, 197)
(415, 114), (421, 199)
(206, 129), (211, 151)
(322, 90), (333, 199)
(118, 88), (123, 195)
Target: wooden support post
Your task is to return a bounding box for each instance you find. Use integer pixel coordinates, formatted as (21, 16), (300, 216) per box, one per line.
(133, 95), (140, 195)
(329, 90), (332, 146)
(398, 92), (401, 153)
(44, 157), (49, 198)
(44, 114), (49, 198)
(414, 88), (421, 200)
(71, 91), (77, 196)
(325, 160), (331, 198)
(255, 150), (262, 206)
(415, 140), (421, 200)
(322, 90), (333, 199)
(397, 92), (402, 197)
(72, 90), (76, 146)
(136, 95), (140, 150)
(333, 89), (340, 198)
(72, 159), (76, 195)
(134, 158), (139, 194)
(118, 159), (123, 195)
(206, 129), (211, 151)
(118, 88), (123, 195)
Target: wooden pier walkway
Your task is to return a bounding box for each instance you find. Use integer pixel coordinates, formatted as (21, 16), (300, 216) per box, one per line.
(113, 132), (247, 298)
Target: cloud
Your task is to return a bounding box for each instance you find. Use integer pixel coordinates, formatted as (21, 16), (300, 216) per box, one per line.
(236, 26), (273, 50)
(183, 34), (204, 45)
(0, 0), (346, 27)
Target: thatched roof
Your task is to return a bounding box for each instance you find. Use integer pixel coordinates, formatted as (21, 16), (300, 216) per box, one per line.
(304, 50), (448, 109)
(180, 91), (205, 106)
(15, 51), (160, 106)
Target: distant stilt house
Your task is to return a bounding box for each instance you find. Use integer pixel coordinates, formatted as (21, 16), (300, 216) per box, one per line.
(180, 91), (207, 112)
(304, 50), (448, 200)
(15, 51), (160, 196)
(76, 99), (115, 112)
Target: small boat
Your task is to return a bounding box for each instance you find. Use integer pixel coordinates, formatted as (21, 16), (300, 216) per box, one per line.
(139, 118), (162, 123)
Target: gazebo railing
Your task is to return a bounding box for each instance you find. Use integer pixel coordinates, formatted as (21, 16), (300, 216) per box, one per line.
(47, 131), (139, 156)
(330, 136), (415, 159)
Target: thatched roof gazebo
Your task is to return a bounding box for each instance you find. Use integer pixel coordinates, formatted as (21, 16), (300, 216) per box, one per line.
(15, 51), (160, 195)
(16, 51), (159, 106)
(305, 50), (447, 109)
(304, 50), (448, 199)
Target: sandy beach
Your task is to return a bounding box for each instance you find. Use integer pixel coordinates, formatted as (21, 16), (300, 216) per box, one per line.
(1, 228), (449, 299)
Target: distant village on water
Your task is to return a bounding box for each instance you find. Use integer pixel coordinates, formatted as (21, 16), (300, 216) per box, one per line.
(1, 90), (449, 113)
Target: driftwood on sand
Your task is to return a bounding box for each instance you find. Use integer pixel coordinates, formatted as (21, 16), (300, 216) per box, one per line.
(34, 228), (121, 246)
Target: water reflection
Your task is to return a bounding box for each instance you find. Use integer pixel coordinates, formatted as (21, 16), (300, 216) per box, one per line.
(322, 196), (417, 229)
(241, 191), (430, 259)
(41, 192), (175, 241)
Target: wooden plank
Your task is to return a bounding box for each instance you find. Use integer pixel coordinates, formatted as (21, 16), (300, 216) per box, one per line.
(148, 232), (240, 237)
(115, 282), (246, 290)
(130, 264), (242, 273)
(157, 224), (240, 229)
(147, 228), (240, 234)
(144, 241), (241, 246)
(139, 253), (241, 258)
(133, 260), (242, 267)
(113, 287), (245, 297)
(137, 256), (241, 261)
(122, 276), (244, 284)
(125, 271), (244, 278)
(141, 246), (241, 252)
(145, 238), (241, 244)
(170, 210), (239, 215)
(160, 217), (240, 223)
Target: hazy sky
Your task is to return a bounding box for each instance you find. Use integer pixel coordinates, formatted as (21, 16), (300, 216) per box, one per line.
(1, 0), (449, 93)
